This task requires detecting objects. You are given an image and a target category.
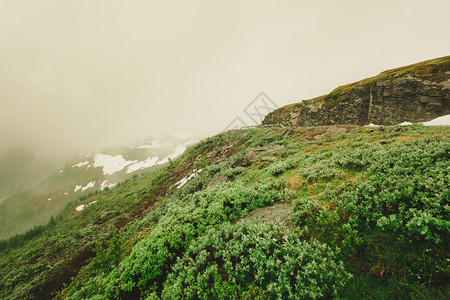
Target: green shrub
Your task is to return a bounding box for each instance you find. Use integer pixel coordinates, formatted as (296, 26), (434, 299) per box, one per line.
(221, 166), (247, 178)
(162, 221), (352, 299)
(335, 139), (449, 244)
(91, 227), (123, 275)
(265, 154), (307, 176)
(97, 182), (284, 298)
(326, 138), (449, 288)
(248, 132), (285, 148)
(299, 161), (339, 183)
(332, 142), (381, 170)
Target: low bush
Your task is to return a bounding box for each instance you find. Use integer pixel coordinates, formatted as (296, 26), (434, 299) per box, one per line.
(95, 182), (285, 298)
(299, 161), (340, 183)
(291, 137), (450, 292)
(162, 221), (352, 299)
(265, 154), (307, 176)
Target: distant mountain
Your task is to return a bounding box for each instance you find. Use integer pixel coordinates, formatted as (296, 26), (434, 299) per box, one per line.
(0, 146), (62, 204)
(0, 132), (201, 239)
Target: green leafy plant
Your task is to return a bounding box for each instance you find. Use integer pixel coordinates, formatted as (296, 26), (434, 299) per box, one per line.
(163, 221), (352, 299)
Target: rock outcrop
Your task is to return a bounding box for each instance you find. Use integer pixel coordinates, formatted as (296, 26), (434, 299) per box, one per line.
(263, 56), (450, 126)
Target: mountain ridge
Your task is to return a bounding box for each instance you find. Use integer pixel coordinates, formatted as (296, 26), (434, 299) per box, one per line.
(0, 134), (200, 239)
(263, 56), (450, 126)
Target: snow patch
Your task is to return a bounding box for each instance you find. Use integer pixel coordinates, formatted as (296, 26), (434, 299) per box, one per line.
(81, 181), (95, 192)
(48, 198), (51, 201)
(59, 170), (63, 173)
(422, 114), (450, 126)
(72, 161), (90, 168)
(126, 156), (159, 173)
(100, 180), (108, 190)
(93, 154), (136, 175)
(74, 181), (96, 192)
(75, 204), (85, 211)
(174, 169), (202, 189)
(75, 200), (98, 212)
(365, 123), (380, 127)
(394, 115), (450, 126)
(157, 141), (197, 165)
(100, 180), (117, 191)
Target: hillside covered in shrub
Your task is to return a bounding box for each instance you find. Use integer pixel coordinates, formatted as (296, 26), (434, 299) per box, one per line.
(0, 124), (448, 299)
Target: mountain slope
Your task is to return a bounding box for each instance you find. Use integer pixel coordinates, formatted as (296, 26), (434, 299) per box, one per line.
(0, 134), (200, 239)
(0, 124), (448, 299)
(263, 56), (450, 126)
(0, 146), (64, 204)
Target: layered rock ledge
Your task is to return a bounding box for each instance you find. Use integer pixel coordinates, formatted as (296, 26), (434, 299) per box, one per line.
(263, 56), (450, 126)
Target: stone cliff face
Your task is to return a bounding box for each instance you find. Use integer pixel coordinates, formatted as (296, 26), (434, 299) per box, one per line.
(263, 56), (450, 126)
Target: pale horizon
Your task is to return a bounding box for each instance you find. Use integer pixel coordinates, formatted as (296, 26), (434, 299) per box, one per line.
(1, 0), (449, 158)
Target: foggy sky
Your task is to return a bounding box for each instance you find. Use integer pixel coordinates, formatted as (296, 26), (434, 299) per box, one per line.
(1, 0), (449, 158)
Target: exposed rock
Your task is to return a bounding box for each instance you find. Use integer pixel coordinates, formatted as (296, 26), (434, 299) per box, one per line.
(314, 126), (347, 140)
(261, 156), (278, 162)
(282, 129), (297, 138)
(94, 211), (120, 224)
(237, 202), (295, 230)
(244, 150), (263, 160)
(263, 56), (450, 127)
(233, 145), (286, 167)
(207, 174), (229, 187)
(246, 145), (285, 159)
(232, 156), (253, 167)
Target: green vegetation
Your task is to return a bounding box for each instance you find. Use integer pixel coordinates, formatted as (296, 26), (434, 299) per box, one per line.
(162, 222), (351, 299)
(0, 124), (448, 299)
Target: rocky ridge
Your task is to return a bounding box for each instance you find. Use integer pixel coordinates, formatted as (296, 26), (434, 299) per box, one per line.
(263, 56), (450, 126)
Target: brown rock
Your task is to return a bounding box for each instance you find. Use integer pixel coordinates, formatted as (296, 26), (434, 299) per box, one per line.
(262, 56), (450, 127)
(261, 156), (278, 162)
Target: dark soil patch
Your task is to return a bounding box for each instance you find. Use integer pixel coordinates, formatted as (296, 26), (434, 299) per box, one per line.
(33, 246), (94, 300)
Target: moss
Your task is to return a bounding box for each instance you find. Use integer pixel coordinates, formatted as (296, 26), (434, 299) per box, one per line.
(324, 97), (336, 109)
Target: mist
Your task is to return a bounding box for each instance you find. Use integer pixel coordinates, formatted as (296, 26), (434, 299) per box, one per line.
(1, 0), (449, 160)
